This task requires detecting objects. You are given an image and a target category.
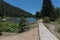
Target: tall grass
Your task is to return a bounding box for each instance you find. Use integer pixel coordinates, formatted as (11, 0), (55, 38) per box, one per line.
(1, 22), (19, 32)
(56, 25), (60, 33)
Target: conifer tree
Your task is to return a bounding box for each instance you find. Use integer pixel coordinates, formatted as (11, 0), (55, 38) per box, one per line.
(41, 0), (56, 20)
(36, 11), (40, 18)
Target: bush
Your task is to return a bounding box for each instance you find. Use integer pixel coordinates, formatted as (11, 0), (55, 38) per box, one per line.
(0, 27), (2, 35)
(43, 17), (50, 23)
(56, 25), (60, 33)
(18, 17), (28, 33)
(2, 22), (18, 32)
(0, 17), (3, 35)
(56, 18), (60, 24)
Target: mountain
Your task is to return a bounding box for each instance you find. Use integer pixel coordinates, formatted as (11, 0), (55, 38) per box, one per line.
(0, 0), (33, 17)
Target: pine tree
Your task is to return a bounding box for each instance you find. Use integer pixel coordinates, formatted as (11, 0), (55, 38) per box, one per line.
(35, 11), (40, 18)
(41, 0), (56, 20)
(54, 7), (60, 18)
(0, 0), (4, 17)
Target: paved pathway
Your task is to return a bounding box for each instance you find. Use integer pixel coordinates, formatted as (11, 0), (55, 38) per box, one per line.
(39, 23), (59, 40)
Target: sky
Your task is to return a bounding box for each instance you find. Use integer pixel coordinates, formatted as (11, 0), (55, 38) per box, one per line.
(4, 0), (60, 15)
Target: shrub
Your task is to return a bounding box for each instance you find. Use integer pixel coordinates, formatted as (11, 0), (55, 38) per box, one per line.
(56, 18), (60, 24)
(0, 26), (2, 35)
(18, 17), (28, 33)
(43, 17), (50, 23)
(0, 17), (3, 35)
(56, 25), (60, 33)
(2, 22), (18, 32)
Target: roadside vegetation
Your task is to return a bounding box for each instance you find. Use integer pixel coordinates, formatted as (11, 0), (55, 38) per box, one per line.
(0, 0), (35, 36)
(0, 17), (36, 36)
(18, 17), (29, 33)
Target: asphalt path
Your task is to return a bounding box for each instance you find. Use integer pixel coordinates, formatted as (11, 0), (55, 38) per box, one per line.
(39, 23), (59, 40)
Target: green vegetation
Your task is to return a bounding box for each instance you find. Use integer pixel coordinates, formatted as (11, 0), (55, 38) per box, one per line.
(54, 8), (60, 18)
(0, 0), (34, 35)
(56, 18), (60, 24)
(1, 22), (18, 32)
(35, 11), (40, 18)
(56, 25), (60, 33)
(35, 0), (60, 22)
(0, 18), (29, 33)
(18, 17), (29, 33)
(0, 17), (33, 36)
(0, 0), (33, 17)
(43, 17), (50, 23)
(35, 11), (42, 20)
(0, 25), (2, 35)
(40, 0), (56, 21)
(0, 17), (3, 35)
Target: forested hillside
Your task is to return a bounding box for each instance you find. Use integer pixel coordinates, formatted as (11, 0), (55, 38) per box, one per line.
(0, 0), (33, 17)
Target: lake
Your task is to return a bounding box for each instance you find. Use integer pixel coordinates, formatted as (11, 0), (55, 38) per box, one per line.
(26, 18), (37, 23)
(5, 18), (37, 23)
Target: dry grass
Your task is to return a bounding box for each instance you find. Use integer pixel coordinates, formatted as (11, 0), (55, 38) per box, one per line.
(45, 22), (60, 39)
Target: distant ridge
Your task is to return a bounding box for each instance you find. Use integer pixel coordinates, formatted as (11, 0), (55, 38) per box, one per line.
(0, 0), (33, 17)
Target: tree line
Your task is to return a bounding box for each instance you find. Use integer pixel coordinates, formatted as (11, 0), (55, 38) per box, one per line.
(35, 0), (60, 21)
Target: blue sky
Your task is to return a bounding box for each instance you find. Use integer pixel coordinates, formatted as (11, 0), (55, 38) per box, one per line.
(4, 0), (60, 15)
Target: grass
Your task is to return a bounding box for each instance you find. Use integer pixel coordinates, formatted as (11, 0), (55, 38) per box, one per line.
(0, 21), (19, 32)
(43, 17), (50, 23)
(55, 24), (60, 33)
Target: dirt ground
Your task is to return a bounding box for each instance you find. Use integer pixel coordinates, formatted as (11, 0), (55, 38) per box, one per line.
(0, 27), (39, 40)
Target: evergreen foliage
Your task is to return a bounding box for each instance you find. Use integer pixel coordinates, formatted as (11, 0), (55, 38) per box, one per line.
(35, 11), (40, 18)
(54, 7), (60, 18)
(41, 0), (56, 21)
(0, 0), (33, 17)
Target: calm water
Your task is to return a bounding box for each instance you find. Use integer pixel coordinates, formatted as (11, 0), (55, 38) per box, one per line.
(26, 18), (37, 23)
(6, 18), (37, 23)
